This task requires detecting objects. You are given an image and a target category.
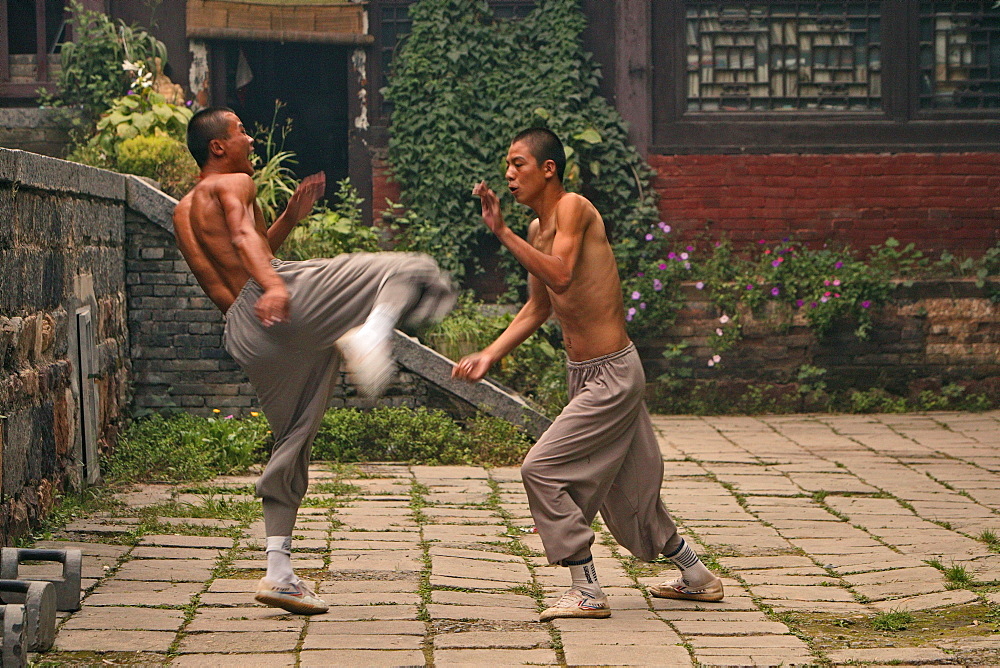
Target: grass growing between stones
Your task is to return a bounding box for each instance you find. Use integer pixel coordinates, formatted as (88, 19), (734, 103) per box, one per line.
(789, 603), (999, 652)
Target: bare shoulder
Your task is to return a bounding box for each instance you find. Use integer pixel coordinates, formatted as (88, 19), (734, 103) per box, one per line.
(212, 172), (255, 198)
(555, 192), (598, 226)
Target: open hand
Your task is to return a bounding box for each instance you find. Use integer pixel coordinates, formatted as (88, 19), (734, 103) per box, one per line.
(255, 286), (291, 327)
(452, 351), (494, 383)
(472, 181), (505, 235)
(284, 172), (326, 223)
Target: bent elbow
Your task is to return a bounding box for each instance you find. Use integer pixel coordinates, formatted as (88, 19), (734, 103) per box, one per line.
(549, 274), (573, 294)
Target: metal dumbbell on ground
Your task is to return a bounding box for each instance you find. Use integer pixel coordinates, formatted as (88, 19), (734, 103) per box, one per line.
(0, 603), (27, 668)
(0, 580), (56, 652)
(0, 549), (82, 612)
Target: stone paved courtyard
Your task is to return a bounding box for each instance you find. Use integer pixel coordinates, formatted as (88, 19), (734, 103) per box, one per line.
(30, 411), (1000, 666)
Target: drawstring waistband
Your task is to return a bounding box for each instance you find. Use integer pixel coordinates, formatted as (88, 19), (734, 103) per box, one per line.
(566, 342), (636, 369)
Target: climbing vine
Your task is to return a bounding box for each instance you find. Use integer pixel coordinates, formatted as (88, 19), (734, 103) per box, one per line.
(384, 0), (659, 290)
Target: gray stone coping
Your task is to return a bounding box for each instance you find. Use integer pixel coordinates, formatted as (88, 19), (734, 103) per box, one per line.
(0, 147), (176, 231)
(393, 331), (552, 439)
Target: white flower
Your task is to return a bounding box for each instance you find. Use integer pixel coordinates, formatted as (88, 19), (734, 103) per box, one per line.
(719, 314), (730, 324)
(695, 281), (705, 290)
(707, 359), (715, 367)
(712, 354), (721, 363)
(716, 328), (723, 336)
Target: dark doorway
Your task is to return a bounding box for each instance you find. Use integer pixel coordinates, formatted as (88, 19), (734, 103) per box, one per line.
(219, 41), (350, 200)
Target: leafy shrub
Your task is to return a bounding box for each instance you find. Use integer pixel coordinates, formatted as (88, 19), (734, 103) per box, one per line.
(385, 0), (659, 289)
(422, 294), (568, 417)
(311, 407), (533, 466)
(279, 178), (381, 260)
(107, 412), (269, 483)
(116, 134), (198, 198)
(43, 1), (168, 123)
(251, 102), (298, 223)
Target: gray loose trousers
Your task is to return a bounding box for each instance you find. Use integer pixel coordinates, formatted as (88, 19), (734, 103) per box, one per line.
(520, 343), (684, 565)
(223, 253), (456, 536)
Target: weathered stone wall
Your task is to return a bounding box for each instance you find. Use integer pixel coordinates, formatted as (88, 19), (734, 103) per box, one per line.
(640, 279), (1000, 399)
(0, 108), (77, 158)
(0, 149), (130, 541)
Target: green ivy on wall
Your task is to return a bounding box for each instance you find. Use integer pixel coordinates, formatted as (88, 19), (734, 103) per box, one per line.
(384, 0), (660, 290)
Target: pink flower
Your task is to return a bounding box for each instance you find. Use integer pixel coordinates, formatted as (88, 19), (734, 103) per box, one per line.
(835, 261), (844, 269)
(686, 246), (695, 252)
(811, 302), (818, 308)
(645, 233), (654, 241)
(631, 291), (641, 300)
(658, 263), (667, 270)
(758, 239), (766, 244)
(668, 252), (676, 259)
(707, 359), (715, 367)
(824, 291), (832, 297)
(862, 300), (872, 308)
(820, 296), (829, 303)
(824, 280), (831, 286)
(746, 284), (754, 290)
(716, 328), (723, 336)
(628, 306), (636, 316)
(771, 260), (781, 268)
(713, 354), (721, 363)
(653, 279), (664, 291)
(796, 299), (804, 307)
(225, 414), (234, 419)
(771, 287), (780, 296)
(684, 262), (691, 270)
(636, 272), (645, 277)
(640, 302), (646, 310)
(680, 252), (689, 260)
(719, 314), (730, 324)
(695, 281), (705, 290)
(834, 293), (841, 298)
(658, 222), (671, 233)
(833, 279), (841, 286)
(626, 313), (633, 322)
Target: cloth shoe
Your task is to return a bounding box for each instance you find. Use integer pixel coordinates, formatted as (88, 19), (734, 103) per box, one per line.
(648, 575), (724, 602)
(254, 577), (329, 615)
(539, 588), (611, 621)
(336, 326), (395, 398)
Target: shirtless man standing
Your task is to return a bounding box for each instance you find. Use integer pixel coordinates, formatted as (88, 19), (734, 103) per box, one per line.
(453, 128), (723, 620)
(173, 107), (455, 614)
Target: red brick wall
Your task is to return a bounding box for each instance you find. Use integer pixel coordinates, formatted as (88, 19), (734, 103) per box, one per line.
(649, 153), (1000, 256)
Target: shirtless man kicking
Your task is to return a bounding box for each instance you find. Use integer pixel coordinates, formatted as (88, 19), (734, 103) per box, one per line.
(173, 107), (455, 614)
(453, 128), (724, 620)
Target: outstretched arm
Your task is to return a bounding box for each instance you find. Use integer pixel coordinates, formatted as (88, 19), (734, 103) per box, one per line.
(267, 172), (326, 252)
(473, 181), (587, 294)
(218, 173), (289, 327)
(453, 232), (553, 382)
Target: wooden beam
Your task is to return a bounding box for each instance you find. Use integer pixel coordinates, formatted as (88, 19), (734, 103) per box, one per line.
(614, 0), (651, 156)
(35, 0), (48, 81)
(0, 0), (9, 82)
(0, 82), (57, 97)
(187, 27), (374, 44)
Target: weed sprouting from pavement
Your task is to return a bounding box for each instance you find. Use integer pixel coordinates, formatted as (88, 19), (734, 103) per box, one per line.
(871, 609), (915, 632)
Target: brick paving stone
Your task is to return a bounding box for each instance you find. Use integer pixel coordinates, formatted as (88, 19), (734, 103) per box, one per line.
(308, 604), (420, 621)
(308, 620), (427, 635)
(159, 517), (240, 528)
(434, 648), (558, 665)
(327, 540), (418, 550)
(186, 607), (306, 632)
(328, 550), (423, 572)
(561, 630), (683, 646)
(301, 634), (423, 650)
(54, 629), (175, 652)
(35, 540), (132, 558)
(826, 647), (951, 663)
(299, 649), (427, 666)
(177, 631), (300, 654)
(60, 606), (185, 631)
(434, 631), (551, 649)
(316, 592), (422, 606)
(870, 588), (979, 611)
(427, 603), (538, 622)
(328, 530), (419, 541)
(111, 559), (215, 581)
(131, 546), (225, 560)
(139, 534), (235, 549)
(429, 575), (518, 590)
(748, 584), (857, 601)
(718, 556), (816, 570)
(84, 580), (202, 607)
(428, 546), (525, 562)
(432, 555), (531, 582)
(563, 644), (692, 667)
(319, 579), (419, 593)
(170, 653), (297, 667)
(763, 600), (870, 614)
(431, 590), (537, 608)
(552, 611), (672, 633)
(672, 621), (792, 635)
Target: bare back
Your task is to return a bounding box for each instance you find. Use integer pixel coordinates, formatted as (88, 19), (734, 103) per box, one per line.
(530, 193), (629, 361)
(173, 173), (270, 313)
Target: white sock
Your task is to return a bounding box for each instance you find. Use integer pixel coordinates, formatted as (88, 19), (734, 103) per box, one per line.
(358, 304), (399, 343)
(665, 539), (715, 588)
(564, 554), (603, 598)
(265, 536), (295, 584)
